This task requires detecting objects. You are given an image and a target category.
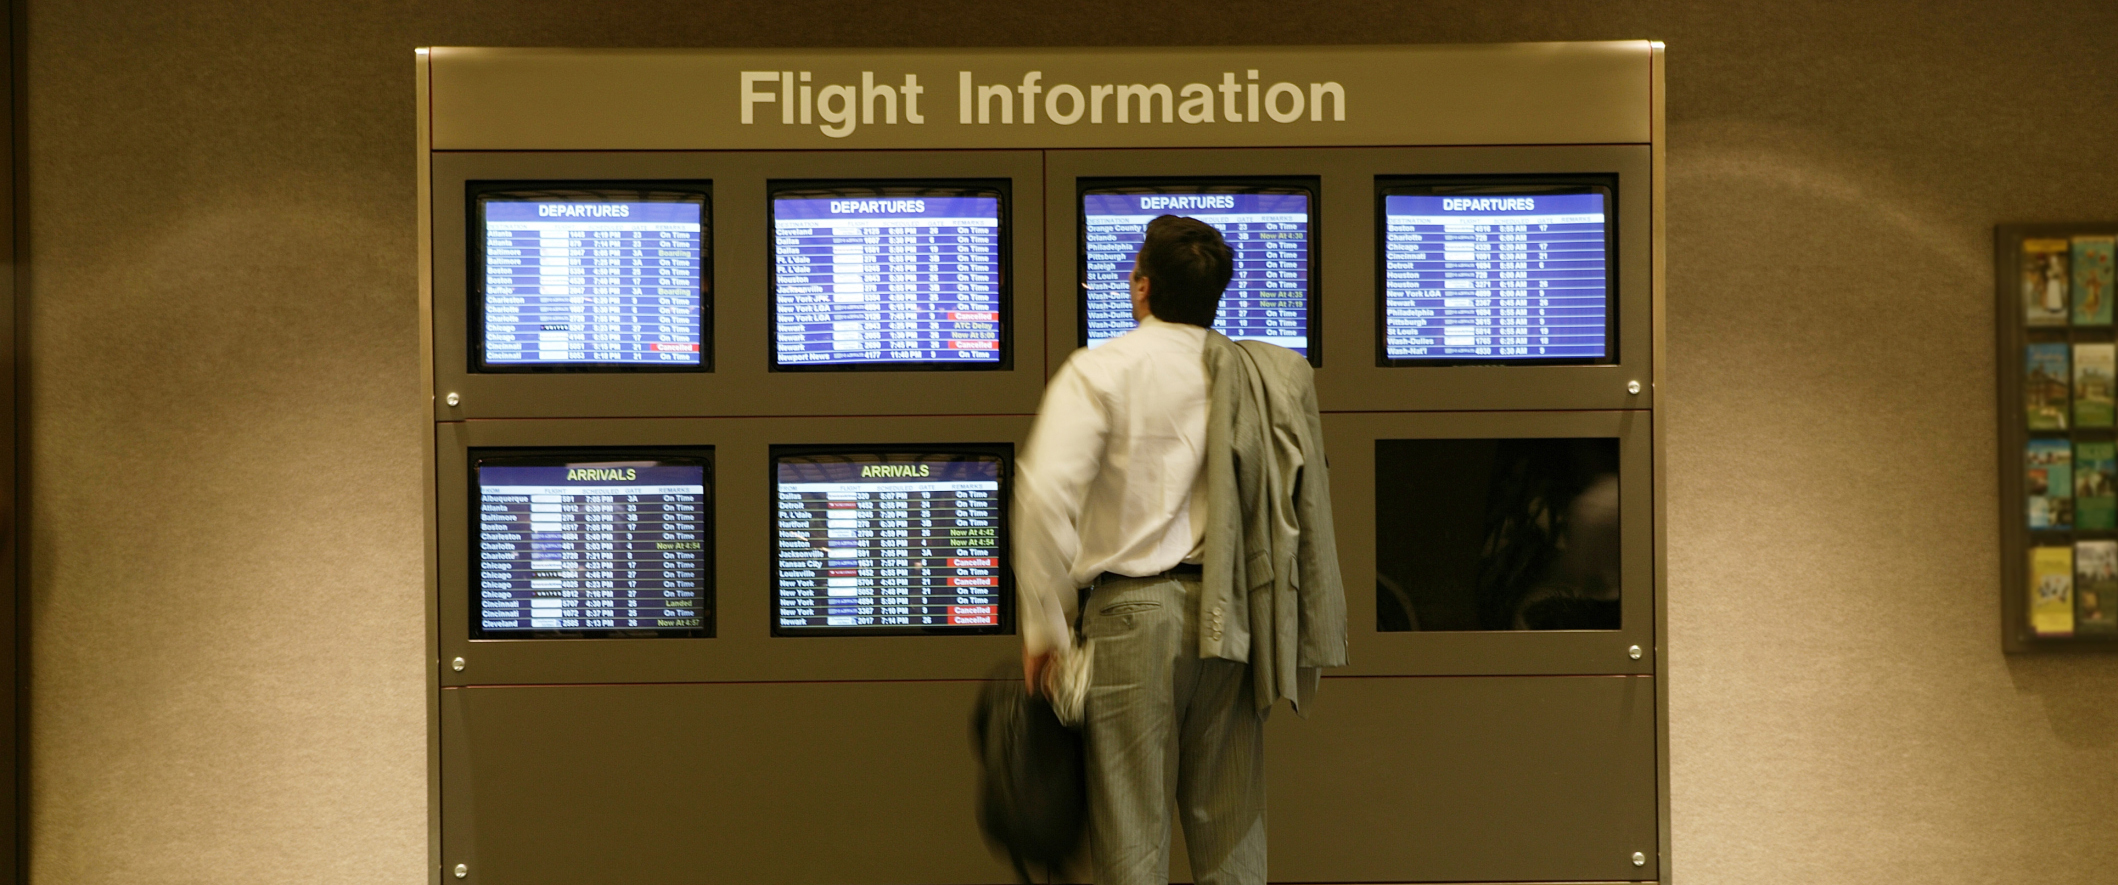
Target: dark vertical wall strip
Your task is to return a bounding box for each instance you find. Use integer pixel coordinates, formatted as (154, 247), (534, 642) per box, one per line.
(2, 0), (16, 881)
(17, 2), (2118, 883)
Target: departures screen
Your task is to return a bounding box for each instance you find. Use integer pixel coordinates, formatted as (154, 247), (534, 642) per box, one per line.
(1081, 187), (1312, 355)
(1379, 187), (1611, 363)
(773, 448), (1009, 635)
(772, 186), (1006, 369)
(473, 454), (711, 638)
(477, 190), (707, 369)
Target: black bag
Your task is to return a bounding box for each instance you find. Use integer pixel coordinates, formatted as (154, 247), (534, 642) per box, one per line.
(971, 664), (1087, 883)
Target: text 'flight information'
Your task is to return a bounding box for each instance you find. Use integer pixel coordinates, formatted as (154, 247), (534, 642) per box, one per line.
(1381, 193), (1609, 361)
(775, 455), (1005, 633)
(481, 199), (705, 367)
(1083, 192), (1310, 354)
(774, 195), (1003, 367)
(477, 462), (708, 635)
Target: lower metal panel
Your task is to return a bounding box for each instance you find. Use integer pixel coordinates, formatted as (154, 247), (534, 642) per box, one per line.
(441, 676), (1655, 883)
(1264, 676), (1657, 882)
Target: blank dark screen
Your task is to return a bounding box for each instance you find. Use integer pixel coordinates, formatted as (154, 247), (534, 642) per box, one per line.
(1375, 438), (1620, 631)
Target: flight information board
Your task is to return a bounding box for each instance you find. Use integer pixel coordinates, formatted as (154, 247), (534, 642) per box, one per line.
(772, 190), (1005, 369)
(1380, 190), (1611, 363)
(772, 450), (1008, 635)
(474, 457), (711, 638)
(1081, 190), (1312, 355)
(478, 194), (707, 369)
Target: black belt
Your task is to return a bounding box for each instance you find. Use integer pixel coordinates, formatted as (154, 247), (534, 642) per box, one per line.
(1094, 563), (1202, 585)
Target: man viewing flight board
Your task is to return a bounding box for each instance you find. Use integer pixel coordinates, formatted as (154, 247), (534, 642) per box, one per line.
(1013, 214), (1347, 885)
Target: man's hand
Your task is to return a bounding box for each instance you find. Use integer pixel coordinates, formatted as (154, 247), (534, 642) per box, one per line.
(1023, 646), (1055, 695)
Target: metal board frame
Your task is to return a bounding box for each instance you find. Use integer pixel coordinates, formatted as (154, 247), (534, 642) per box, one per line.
(417, 41), (1672, 885)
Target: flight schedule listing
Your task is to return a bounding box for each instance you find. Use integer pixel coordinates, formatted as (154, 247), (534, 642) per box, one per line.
(1082, 192), (1310, 354)
(773, 195), (1003, 367)
(1381, 193), (1609, 361)
(476, 463), (708, 635)
(481, 200), (705, 367)
(775, 456), (1005, 632)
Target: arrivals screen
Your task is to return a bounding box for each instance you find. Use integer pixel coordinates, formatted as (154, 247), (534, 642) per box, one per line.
(771, 184), (1007, 369)
(1080, 185), (1314, 356)
(472, 452), (712, 638)
(772, 447), (1010, 635)
(475, 188), (708, 370)
(1379, 184), (1612, 364)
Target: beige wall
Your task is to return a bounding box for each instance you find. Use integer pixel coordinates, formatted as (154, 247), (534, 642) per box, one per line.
(21, 1), (2118, 883)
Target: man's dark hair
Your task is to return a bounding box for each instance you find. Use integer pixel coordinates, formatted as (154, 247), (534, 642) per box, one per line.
(1134, 215), (1233, 327)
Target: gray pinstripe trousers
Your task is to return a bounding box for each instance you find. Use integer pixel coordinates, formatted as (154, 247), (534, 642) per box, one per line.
(1080, 573), (1267, 885)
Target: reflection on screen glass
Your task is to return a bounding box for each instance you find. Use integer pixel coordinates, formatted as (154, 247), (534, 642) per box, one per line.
(1375, 438), (1619, 631)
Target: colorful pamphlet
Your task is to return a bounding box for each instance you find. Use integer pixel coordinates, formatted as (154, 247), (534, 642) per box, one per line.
(2075, 441), (2117, 530)
(2031, 545), (2076, 637)
(2029, 438), (2074, 529)
(2076, 343), (2117, 427)
(2026, 343), (2070, 430)
(2025, 238), (2072, 326)
(2077, 540), (2118, 633)
(2073, 236), (2116, 326)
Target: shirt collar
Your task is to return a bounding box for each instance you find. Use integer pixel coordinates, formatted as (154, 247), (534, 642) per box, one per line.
(1137, 315), (1208, 339)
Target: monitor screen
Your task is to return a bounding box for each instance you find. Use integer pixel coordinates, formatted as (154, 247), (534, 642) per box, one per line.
(772, 447), (1010, 635)
(1378, 182), (1613, 364)
(1374, 437), (1620, 632)
(472, 451), (712, 638)
(1080, 184), (1314, 357)
(771, 184), (1008, 370)
(475, 187), (708, 371)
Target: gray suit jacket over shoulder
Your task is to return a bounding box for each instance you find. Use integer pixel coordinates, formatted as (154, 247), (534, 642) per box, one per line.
(1199, 331), (1349, 714)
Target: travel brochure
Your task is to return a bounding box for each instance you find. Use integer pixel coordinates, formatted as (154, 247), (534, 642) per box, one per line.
(2025, 238), (2071, 326)
(2078, 539), (2118, 633)
(2027, 343), (2069, 430)
(2076, 343), (2116, 428)
(2031, 545), (2075, 637)
(2028, 438), (2073, 529)
(2075, 441), (2117, 530)
(2075, 236), (2115, 327)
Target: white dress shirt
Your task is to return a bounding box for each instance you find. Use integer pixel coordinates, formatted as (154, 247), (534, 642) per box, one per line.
(1013, 316), (1210, 655)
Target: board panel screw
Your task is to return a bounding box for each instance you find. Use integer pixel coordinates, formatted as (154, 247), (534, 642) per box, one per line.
(1633, 852), (1647, 866)
(455, 863), (468, 878)
(445, 392), (461, 407)
(1628, 645), (1643, 660)
(1626, 380), (1642, 395)
(451, 657), (465, 672)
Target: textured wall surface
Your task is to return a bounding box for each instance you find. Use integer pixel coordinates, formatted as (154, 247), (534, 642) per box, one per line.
(20, 1), (2118, 883)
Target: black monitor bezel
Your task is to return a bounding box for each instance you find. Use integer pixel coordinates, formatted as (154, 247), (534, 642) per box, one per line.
(467, 181), (714, 374)
(1076, 177), (1324, 366)
(1373, 174), (1619, 368)
(766, 179), (1015, 373)
(768, 442), (1015, 637)
(468, 447), (716, 640)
